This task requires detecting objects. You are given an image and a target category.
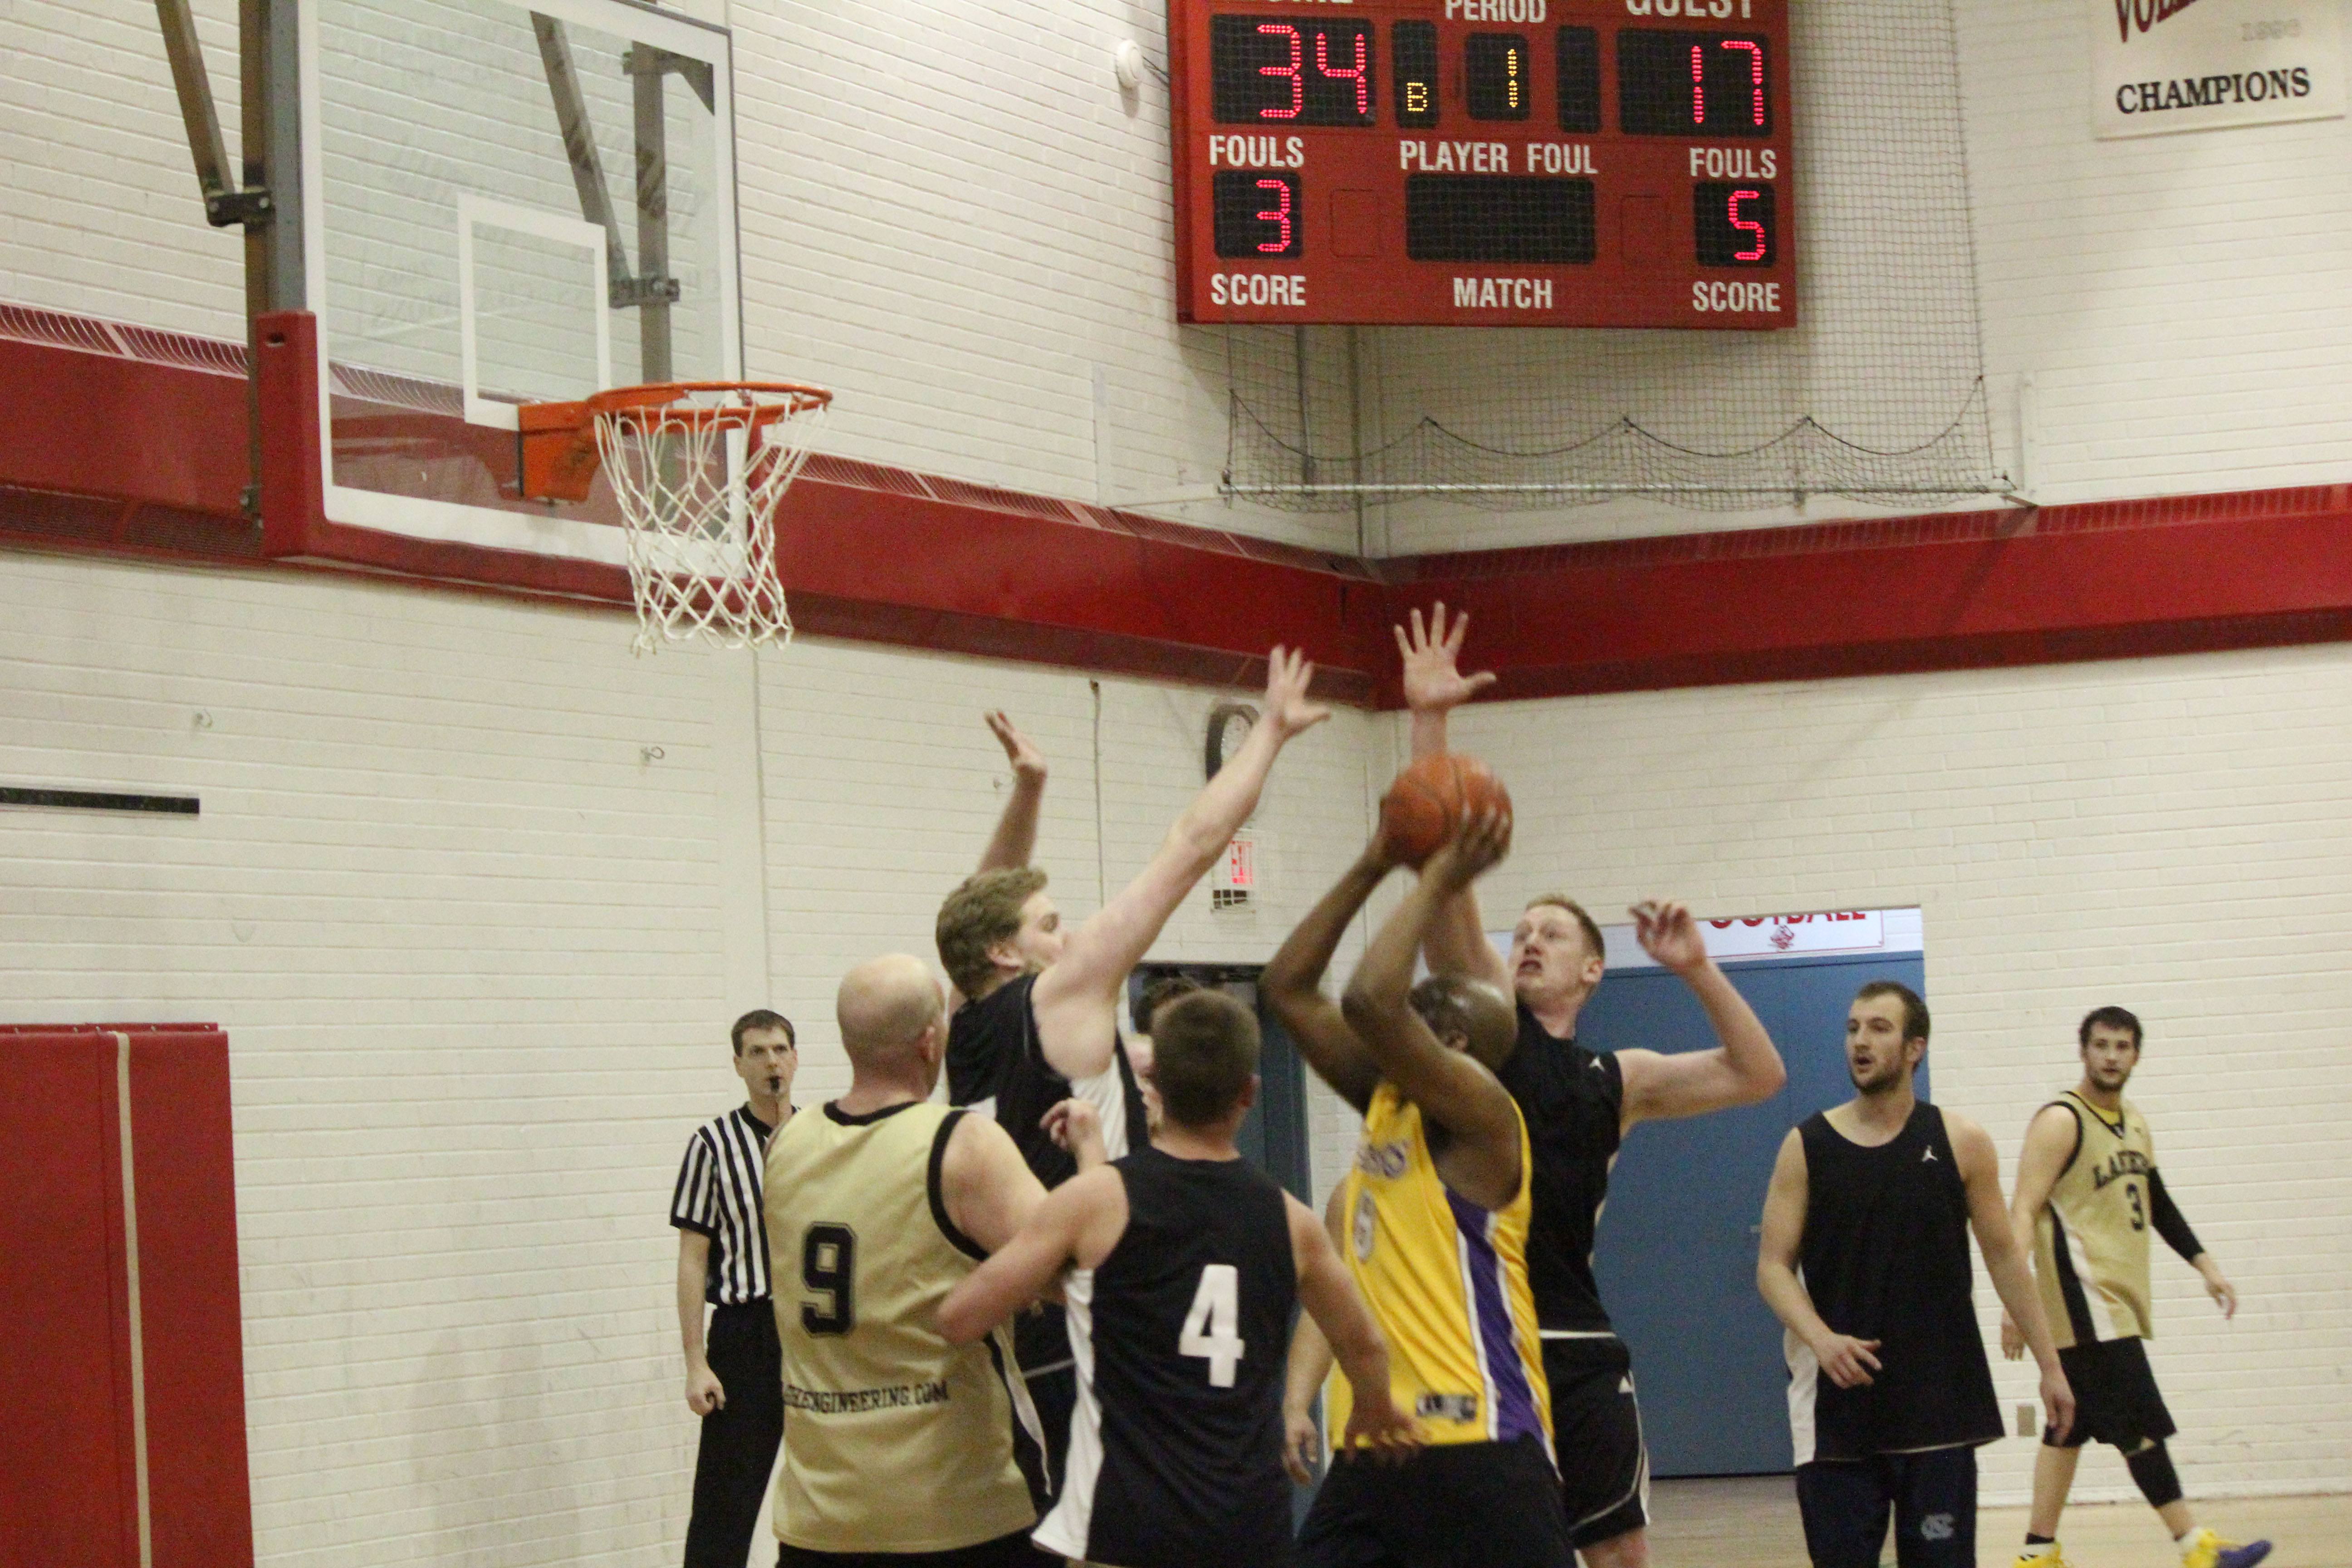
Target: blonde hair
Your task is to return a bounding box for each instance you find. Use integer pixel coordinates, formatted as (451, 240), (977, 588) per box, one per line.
(1524, 894), (1604, 962)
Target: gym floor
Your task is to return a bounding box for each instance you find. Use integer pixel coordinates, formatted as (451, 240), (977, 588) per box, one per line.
(1648, 1478), (2351, 1568)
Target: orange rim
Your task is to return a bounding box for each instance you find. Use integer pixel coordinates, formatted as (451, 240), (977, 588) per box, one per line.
(587, 380), (833, 432)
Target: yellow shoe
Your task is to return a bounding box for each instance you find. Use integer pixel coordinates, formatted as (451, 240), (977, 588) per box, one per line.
(2014, 1546), (2071, 1568)
(2180, 1526), (2273, 1568)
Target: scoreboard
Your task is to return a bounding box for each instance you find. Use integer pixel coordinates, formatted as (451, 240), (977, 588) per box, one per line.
(1169, 0), (1795, 329)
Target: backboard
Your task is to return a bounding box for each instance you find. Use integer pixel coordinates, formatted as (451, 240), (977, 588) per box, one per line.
(294, 0), (739, 567)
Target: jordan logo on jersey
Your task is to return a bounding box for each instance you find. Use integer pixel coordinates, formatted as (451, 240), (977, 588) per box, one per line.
(1922, 1147), (1937, 1162)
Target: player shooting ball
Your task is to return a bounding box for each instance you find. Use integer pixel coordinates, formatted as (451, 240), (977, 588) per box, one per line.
(1270, 774), (1580, 1568)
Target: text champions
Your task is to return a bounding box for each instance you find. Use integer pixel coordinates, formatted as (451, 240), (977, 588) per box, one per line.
(2115, 65), (2313, 115)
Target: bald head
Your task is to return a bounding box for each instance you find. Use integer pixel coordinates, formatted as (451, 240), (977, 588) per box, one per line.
(1409, 973), (1520, 1073)
(837, 954), (945, 1073)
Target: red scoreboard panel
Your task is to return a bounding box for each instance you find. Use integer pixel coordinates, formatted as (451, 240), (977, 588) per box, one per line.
(1170, 0), (1795, 330)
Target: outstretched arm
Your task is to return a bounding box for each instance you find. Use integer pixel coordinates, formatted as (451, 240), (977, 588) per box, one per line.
(2002, 1103), (2078, 1359)
(1616, 902), (1785, 1130)
(938, 1166), (1127, 1344)
(1030, 648), (1330, 1081)
(974, 711), (1048, 873)
(1423, 881), (1510, 992)
(1952, 1113), (2074, 1443)
(1264, 843), (1395, 1113)
(1341, 809), (1523, 1211)
(1396, 605), (1511, 992)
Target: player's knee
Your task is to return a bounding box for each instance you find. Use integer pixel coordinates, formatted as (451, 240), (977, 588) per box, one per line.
(2124, 1440), (2182, 1509)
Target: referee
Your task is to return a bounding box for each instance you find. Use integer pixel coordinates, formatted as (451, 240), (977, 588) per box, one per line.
(672, 1009), (797, 1568)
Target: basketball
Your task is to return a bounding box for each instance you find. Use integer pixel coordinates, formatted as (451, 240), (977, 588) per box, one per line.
(1379, 754), (1512, 868)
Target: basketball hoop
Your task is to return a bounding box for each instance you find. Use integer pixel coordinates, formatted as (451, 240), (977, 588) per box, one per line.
(520, 381), (832, 652)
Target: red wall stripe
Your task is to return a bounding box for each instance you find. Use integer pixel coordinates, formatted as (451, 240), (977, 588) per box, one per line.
(8, 307), (2352, 704)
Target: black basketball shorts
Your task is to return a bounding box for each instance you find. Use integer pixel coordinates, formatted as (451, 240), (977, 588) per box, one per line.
(1542, 1334), (1650, 1550)
(2050, 1338), (2178, 1451)
(1794, 1445), (1980, 1568)
(1298, 1434), (1573, 1568)
(777, 1529), (1059, 1568)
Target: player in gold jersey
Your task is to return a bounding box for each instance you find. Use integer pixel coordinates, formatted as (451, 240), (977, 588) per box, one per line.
(1269, 806), (1573, 1568)
(2004, 1006), (2268, 1568)
(764, 953), (1104, 1567)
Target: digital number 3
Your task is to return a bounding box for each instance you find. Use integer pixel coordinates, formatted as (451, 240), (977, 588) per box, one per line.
(1255, 179), (1294, 255)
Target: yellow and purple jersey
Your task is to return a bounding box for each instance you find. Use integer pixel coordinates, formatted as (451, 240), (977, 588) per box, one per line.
(1325, 1080), (1552, 1450)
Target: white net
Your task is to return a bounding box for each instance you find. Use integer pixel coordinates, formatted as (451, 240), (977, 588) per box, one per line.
(1210, 0), (2004, 515)
(592, 384), (828, 652)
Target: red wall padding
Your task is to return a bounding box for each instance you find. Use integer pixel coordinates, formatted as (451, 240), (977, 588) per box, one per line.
(0, 1026), (254, 1568)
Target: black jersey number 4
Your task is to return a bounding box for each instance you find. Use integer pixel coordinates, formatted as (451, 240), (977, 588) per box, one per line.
(1179, 1263), (1246, 1387)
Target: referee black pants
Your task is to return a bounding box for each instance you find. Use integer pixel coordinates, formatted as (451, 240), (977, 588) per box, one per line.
(686, 1302), (784, 1568)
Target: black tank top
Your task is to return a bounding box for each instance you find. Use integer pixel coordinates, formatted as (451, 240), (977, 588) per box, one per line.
(946, 973), (1150, 1189)
(1792, 1102), (2002, 1461)
(947, 974), (1153, 1376)
(1496, 1003), (1626, 1333)
(1045, 1148), (1297, 1568)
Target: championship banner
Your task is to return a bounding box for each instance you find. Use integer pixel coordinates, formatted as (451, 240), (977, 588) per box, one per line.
(2092, 0), (2346, 138)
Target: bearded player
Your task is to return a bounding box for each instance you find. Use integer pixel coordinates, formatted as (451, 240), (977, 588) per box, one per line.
(2004, 1007), (2269, 1568)
(1399, 603), (1784, 1568)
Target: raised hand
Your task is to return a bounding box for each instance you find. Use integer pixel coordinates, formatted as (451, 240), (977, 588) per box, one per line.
(1394, 603), (1498, 716)
(1813, 1332), (1882, 1389)
(1632, 900), (1710, 977)
(984, 710), (1047, 783)
(1421, 804), (1513, 893)
(1262, 646), (1333, 741)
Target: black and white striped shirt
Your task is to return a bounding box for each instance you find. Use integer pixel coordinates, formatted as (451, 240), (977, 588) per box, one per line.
(670, 1104), (783, 1305)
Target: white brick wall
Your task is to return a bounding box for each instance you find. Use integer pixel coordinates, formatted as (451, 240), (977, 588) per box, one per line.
(15, 0), (2348, 557)
(1438, 647), (2352, 1504)
(7, 0), (2352, 1539)
(0, 548), (1380, 1567)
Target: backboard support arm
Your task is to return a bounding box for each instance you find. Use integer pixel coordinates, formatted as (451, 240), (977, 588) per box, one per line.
(152, 0), (301, 516)
(529, 19), (705, 381)
(154, 0), (237, 213)
(629, 49), (671, 382)
(531, 14), (637, 295)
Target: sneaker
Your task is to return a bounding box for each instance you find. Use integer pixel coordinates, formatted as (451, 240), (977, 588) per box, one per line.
(2014, 1547), (2072, 1568)
(2180, 1526), (2273, 1568)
